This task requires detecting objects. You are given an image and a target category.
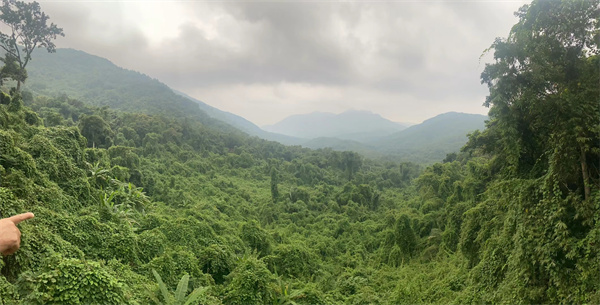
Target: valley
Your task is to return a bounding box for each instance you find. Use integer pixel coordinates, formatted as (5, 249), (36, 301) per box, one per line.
(0, 0), (598, 304)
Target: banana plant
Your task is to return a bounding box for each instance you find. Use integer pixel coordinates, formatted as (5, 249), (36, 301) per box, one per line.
(272, 273), (301, 305)
(151, 269), (209, 305)
(86, 161), (110, 188)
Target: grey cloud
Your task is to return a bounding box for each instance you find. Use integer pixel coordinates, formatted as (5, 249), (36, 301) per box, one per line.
(141, 3), (355, 88)
(42, 2), (150, 64)
(221, 2), (356, 84)
(32, 0), (523, 124)
(151, 3), (434, 89)
(441, 1), (527, 37)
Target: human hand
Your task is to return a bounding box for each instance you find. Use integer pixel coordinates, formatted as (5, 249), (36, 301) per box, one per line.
(0, 212), (34, 255)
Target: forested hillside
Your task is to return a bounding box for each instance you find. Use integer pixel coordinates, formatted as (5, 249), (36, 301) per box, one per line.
(301, 112), (487, 163)
(24, 48), (304, 145)
(25, 49), (483, 163)
(24, 48), (238, 135)
(372, 112), (487, 163)
(0, 0), (598, 304)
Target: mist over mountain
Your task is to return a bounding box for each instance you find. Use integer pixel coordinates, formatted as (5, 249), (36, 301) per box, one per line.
(24, 48), (484, 163)
(375, 112), (487, 148)
(302, 112), (487, 163)
(263, 110), (408, 141)
(26, 49), (211, 122)
(302, 137), (381, 157)
(374, 112), (487, 162)
(173, 91), (303, 145)
(25, 48), (303, 144)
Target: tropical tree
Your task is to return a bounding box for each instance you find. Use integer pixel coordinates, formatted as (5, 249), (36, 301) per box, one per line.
(479, 0), (599, 197)
(151, 270), (214, 305)
(270, 167), (279, 203)
(78, 114), (114, 148)
(0, 53), (26, 86)
(0, 0), (64, 90)
(462, 1), (600, 302)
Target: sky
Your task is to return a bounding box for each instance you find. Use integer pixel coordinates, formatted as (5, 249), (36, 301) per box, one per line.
(37, 0), (528, 126)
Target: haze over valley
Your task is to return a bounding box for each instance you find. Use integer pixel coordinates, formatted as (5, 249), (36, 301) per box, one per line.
(25, 47), (488, 163)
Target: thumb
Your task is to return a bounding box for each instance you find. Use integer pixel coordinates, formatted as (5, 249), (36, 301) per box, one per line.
(7, 212), (34, 225)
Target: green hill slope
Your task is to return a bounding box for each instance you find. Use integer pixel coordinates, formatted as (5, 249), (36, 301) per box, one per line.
(174, 90), (303, 145)
(302, 137), (382, 157)
(373, 112), (487, 162)
(25, 48), (305, 145)
(300, 112), (487, 163)
(23, 49), (481, 163)
(24, 48), (250, 135)
(1, 1), (599, 301)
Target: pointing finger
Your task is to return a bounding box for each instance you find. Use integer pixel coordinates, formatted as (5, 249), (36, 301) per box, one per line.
(2, 244), (19, 256)
(7, 212), (34, 225)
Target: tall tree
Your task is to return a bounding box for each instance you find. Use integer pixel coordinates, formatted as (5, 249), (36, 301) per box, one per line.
(0, 0), (63, 91)
(462, 1), (600, 302)
(341, 151), (362, 180)
(79, 114), (114, 148)
(479, 0), (599, 200)
(270, 167), (279, 203)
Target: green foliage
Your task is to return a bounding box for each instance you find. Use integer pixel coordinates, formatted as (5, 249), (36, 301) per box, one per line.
(382, 213), (417, 266)
(224, 255), (275, 305)
(18, 255), (125, 304)
(146, 248), (208, 290)
(0, 53), (27, 86)
(351, 184), (380, 210)
(454, 1), (600, 303)
(293, 282), (327, 305)
(137, 229), (167, 264)
(265, 243), (318, 278)
(374, 112), (487, 163)
(78, 114), (113, 148)
(270, 167), (279, 202)
(241, 220), (271, 257)
(198, 244), (234, 285)
(151, 270), (217, 305)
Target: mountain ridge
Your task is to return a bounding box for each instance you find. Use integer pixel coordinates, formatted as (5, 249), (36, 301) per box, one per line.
(303, 111), (487, 163)
(173, 90), (303, 145)
(263, 110), (408, 141)
(24, 47), (486, 163)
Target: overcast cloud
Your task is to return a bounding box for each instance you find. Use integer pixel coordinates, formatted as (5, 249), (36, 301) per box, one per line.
(38, 0), (528, 125)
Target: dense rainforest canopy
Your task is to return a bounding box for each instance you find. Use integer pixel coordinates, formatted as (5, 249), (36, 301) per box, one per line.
(0, 0), (598, 304)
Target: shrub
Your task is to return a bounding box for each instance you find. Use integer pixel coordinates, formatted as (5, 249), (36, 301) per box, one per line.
(224, 256), (275, 305)
(198, 244), (234, 285)
(18, 255), (125, 304)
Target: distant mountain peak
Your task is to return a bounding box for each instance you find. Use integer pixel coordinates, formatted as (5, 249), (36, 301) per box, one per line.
(262, 110), (407, 141)
(342, 109), (373, 114)
(299, 111), (488, 163)
(370, 111), (487, 162)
